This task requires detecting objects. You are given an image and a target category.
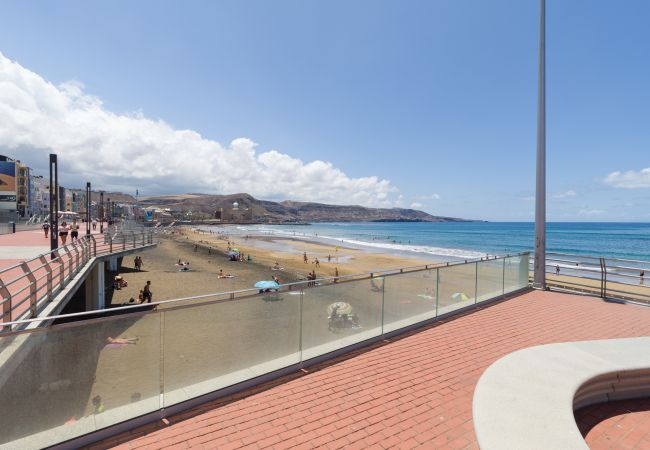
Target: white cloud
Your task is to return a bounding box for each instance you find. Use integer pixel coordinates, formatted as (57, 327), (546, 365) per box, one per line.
(604, 168), (650, 189)
(552, 190), (576, 199)
(419, 193), (441, 200)
(410, 202), (423, 209)
(578, 209), (605, 216)
(0, 52), (399, 207)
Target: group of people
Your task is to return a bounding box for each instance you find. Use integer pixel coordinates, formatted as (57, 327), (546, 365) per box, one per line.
(133, 256), (143, 271)
(42, 220), (81, 244)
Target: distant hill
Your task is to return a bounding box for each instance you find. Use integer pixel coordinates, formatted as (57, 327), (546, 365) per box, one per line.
(138, 193), (474, 223)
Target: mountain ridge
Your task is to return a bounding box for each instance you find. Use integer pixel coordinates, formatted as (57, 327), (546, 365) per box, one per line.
(137, 193), (476, 223)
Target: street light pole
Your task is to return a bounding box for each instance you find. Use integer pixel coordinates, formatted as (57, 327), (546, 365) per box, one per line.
(86, 182), (91, 235)
(49, 154), (59, 256)
(533, 0), (546, 289)
(99, 191), (104, 233)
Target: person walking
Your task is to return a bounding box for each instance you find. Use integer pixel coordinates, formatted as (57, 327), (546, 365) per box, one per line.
(71, 220), (79, 242)
(303, 252), (308, 264)
(142, 281), (153, 303)
(92, 219), (97, 231)
(314, 257), (320, 268)
(59, 221), (69, 245)
(43, 220), (50, 238)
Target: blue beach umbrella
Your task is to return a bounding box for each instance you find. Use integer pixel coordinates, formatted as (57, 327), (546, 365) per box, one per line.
(254, 280), (280, 290)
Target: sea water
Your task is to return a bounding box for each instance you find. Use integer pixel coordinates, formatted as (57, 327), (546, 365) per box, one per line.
(213, 222), (650, 262)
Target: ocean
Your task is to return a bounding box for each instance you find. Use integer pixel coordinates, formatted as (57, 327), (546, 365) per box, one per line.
(209, 222), (650, 262)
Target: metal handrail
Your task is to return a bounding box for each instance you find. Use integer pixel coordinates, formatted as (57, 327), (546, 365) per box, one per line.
(0, 230), (155, 326)
(0, 251), (530, 329)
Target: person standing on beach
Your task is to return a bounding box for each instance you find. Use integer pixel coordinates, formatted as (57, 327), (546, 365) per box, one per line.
(555, 265), (560, 276)
(43, 220), (49, 238)
(327, 254), (331, 263)
(142, 281), (152, 303)
(314, 257), (320, 268)
(641, 270), (645, 286)
(303, 252), (308, 264)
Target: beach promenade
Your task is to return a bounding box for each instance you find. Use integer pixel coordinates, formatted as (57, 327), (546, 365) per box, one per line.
(90, 289), (650, 450)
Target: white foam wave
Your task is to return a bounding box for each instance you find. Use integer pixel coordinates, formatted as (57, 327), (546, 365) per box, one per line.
(203, 225), (487, 260)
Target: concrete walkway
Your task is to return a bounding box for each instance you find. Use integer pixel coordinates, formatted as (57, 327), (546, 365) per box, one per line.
(86, 290), (650, 450)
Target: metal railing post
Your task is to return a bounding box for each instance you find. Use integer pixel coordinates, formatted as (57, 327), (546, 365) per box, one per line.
(502, 257), (506, 295)
(52, 250), (64, 292)
(299, 289), (304, 367)
(142, 232), (145, 246)
(61, 246), (73, 283)
(0, 276), (12, 329)
(90, 234), (97, 257)
(109, 235), (113, 253)
(20, 262), (38, 318)
(132, 231), (136, 249)
(603, 258), (607, 298)
(72, 242), (81, 274)
(435, 268), (440, 317)
(39, 256), (53, 302)
(474, 261), (479, 304)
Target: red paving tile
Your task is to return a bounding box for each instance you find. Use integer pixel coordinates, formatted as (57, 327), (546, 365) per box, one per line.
(577, 397), (650, 450)
(89, 290), (650, 449)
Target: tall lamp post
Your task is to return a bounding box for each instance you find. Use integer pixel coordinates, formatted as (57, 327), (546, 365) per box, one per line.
(49, 154), (59, 256)
(99, 191), (104, 233)
(85, 182), (91, 235)
(533, 0), (547, 289)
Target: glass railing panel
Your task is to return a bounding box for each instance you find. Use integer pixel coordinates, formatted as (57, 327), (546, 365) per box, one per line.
(382, 270), (437, 333)
(0, 312), (160, 449)
(162, 291), (301, 407)
(437, 263), (477, 315)
(301, 278), (382, 361)
(476, 259), (505, 302)
(504, 255), (529, 294)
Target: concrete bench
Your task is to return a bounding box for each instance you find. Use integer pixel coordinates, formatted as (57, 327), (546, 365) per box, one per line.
(473, 337), (650, 449)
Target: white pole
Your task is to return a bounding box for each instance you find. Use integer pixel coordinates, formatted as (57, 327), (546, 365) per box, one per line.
(533, 0), (546, 289)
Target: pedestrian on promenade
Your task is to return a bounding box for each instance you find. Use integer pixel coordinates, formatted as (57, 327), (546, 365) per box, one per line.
(71, 220), (79, 242)
(92, 219), (97, 231)
(142, 281), (153, 303)
(59, 221), (69, 245)
(43, 220), (49, 238)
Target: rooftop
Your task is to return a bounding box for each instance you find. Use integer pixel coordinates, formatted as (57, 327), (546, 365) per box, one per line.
(91, 289), (650, 450)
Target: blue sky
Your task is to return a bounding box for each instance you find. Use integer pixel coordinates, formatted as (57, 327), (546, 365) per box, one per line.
(0, 0), (648, 221)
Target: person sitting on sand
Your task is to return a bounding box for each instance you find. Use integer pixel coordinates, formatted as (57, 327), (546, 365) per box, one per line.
(218, 269), (232, 278)
(138, 290), (144, 302)
(273, 261), (280, 270)
(272, 275), (280, 284)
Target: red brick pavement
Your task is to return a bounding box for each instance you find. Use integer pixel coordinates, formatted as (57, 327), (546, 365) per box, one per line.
(577, 398), (650, 450)
(89, 290), (650, 450)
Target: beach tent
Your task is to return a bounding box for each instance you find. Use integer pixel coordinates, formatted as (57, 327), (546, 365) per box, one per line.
(451, 292), (470, 301)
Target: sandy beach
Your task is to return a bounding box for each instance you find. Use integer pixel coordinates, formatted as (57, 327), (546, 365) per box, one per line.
(107, 227), (440, 307)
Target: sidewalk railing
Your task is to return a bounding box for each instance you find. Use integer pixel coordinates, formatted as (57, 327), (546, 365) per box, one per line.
(0, 230), (155, 328)
(533, 252), (650, 303)
(0, 252), (529, 448)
